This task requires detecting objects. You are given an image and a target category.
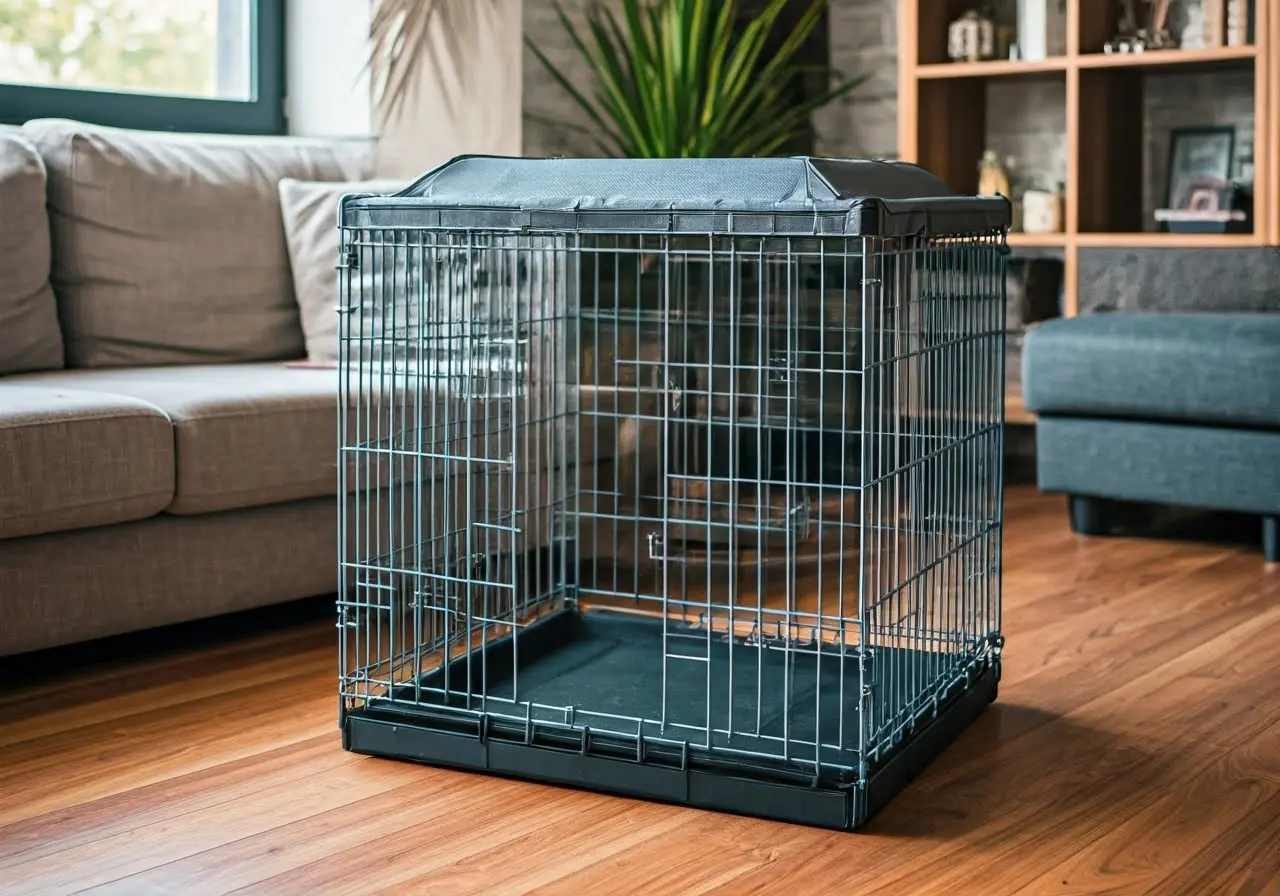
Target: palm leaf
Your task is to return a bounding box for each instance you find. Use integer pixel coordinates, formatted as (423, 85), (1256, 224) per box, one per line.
(367, 0), (501, 123)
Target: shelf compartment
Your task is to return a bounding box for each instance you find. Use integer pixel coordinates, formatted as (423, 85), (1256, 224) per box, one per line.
(1076, 68), (1146, 234)
(1076, 62), (1258, 237)
(915, 71), (1067, 200)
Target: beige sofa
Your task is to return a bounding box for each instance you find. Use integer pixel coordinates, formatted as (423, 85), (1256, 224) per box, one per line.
(0, 119), (380, 657)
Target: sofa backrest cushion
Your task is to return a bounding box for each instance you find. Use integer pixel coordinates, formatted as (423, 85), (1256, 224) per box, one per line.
(22, 119), (376, 368)
(0, 128), (65, 375)
(278, 177), (406, 366)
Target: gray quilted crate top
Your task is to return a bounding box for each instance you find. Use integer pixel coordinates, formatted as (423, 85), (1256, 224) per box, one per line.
(340, 154), (1010, 238)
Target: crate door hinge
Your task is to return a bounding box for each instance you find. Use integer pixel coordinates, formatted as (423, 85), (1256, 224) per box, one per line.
(647, 532), (666, 562)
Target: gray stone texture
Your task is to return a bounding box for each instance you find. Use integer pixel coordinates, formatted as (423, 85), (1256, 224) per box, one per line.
(522, 0), (610, 159)
(813, 0), (898, 158)
(1078, 249), (1280, 314)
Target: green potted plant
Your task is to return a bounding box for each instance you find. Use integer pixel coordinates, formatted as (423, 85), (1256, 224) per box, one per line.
(528, 0), (867, 158)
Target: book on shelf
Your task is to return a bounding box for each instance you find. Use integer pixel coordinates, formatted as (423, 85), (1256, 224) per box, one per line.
(1225, 0), (1250, 46)
(1202, 0), (1225, 48)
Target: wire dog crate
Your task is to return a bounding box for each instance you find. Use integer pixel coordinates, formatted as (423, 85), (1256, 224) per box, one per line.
(337, 155), (1010, 831)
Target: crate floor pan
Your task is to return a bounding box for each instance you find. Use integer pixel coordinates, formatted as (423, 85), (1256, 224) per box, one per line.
(343, 608), (999, 830)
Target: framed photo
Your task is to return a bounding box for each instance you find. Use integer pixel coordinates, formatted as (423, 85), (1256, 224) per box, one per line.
(1166, 126), (1235, 209)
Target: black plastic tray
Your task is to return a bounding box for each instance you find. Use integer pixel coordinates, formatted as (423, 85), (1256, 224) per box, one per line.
(343, 607), (998, 831)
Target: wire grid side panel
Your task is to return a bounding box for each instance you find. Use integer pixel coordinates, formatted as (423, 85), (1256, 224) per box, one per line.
(859, 233), (1006, 761)
(569, 233), (878, 775)
(337, 226), (577, 712)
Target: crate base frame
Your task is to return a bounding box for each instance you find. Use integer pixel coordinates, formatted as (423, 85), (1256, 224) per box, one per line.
(342, 607), (1000, 831)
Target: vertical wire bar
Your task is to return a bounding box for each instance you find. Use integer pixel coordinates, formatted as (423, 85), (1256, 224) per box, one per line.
(813, 236), (826, 765)
(440, 233), (458, 697)
(856, 236), (871, 774)
(781, 235), (795, 763)
(703, 236), (714, 750)
(506, 235), (523, 702)
(389, 231), (402, 696)
(838, 237), (852, 751)
(463, 233), (478, 705)
(754, 238), (765, 737)
(411, 232), (426, 703)
(336, 222), (351, 712)
(371, 230), (385, 698)
(429, 234), (444, 677)
(660, 236), (672, 731)
(993, 233), (1007, 659)
(726, 234), (738, 742)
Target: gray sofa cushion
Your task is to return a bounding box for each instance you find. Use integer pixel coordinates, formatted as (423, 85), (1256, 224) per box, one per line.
(277, 176), (406, 365)
(0, 497), (342, 657)
(10, 363), (345, 515)
(0, 385), (174, 539)
(11, 362), (604, 519)
(0, 130), (65, 374)
(1022, 312), (1280, 429)
(1036, 417), (1280, 515)
(21, 119), (376, 368)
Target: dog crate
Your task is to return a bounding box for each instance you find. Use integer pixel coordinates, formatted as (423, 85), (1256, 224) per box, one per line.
(336, 155), (1011, 831)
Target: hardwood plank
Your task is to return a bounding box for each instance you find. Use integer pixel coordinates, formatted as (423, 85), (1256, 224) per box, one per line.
(77, 774), (537, 895)
(0, 628), (333, 749)
(833, 606), (1280, 894)
(520, 812), (811, 896)
(1152, 792), (1280, 896)
(0, 487), (1274, 894)
(0, 736), (351, 868)
(0, 624), (330, 716)
(1013, 717), (1280, 894)
(0, 676), (338, 827)
(246, 794), (690, 896)
(1, 756), (429, 895)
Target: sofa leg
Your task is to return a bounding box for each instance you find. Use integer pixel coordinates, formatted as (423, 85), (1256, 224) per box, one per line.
(1068, 495), (1110, 537)
(1265, 516), (1278, 564)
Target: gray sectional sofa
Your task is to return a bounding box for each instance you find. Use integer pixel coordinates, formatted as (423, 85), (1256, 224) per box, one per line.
(1022, 312), (1280, 562)
(0, 119), (379, 657)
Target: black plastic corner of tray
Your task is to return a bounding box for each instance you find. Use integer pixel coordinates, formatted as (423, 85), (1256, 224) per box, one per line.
(342, 661), (998, 832)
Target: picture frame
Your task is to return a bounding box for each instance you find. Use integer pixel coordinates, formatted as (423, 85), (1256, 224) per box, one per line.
(1165, 126), (1235, 209)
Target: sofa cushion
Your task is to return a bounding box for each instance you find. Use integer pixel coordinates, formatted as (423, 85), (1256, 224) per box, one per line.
(0, 385), (174, 539)
(278, 177), (406, 366)
(21, 119), (376, 368)
(10, 363), (346, 515)
(1022, 312), (1280, 429)
(0, 131), (65, 375)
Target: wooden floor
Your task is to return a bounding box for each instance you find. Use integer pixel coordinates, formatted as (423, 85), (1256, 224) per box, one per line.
(1, 486), (1278, 895)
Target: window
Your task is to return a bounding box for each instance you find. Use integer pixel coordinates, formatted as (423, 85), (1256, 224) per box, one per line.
(0, 0), (284, 135)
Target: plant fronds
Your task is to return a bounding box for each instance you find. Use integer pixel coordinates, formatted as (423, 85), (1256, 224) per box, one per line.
(367, 0), (501, 122)
(527, 0), (870, 158)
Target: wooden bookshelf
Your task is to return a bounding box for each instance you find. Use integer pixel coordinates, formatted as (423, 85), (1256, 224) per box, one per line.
(897, 0), (1275, 422)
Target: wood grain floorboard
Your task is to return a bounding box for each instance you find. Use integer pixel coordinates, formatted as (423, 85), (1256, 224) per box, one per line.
(0, 485), (1276, 895)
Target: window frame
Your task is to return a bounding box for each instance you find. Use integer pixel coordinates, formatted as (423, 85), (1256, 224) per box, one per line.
(0, 0), (286, 135)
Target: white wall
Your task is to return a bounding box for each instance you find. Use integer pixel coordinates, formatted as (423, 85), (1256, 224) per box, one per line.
(284, 0), (522, 175)
(285, 0), (374, 138)
(373, 0), (523, 179)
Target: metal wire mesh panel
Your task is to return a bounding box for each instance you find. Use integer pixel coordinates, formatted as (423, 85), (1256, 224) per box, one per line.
(337, 156), (1009, 831)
